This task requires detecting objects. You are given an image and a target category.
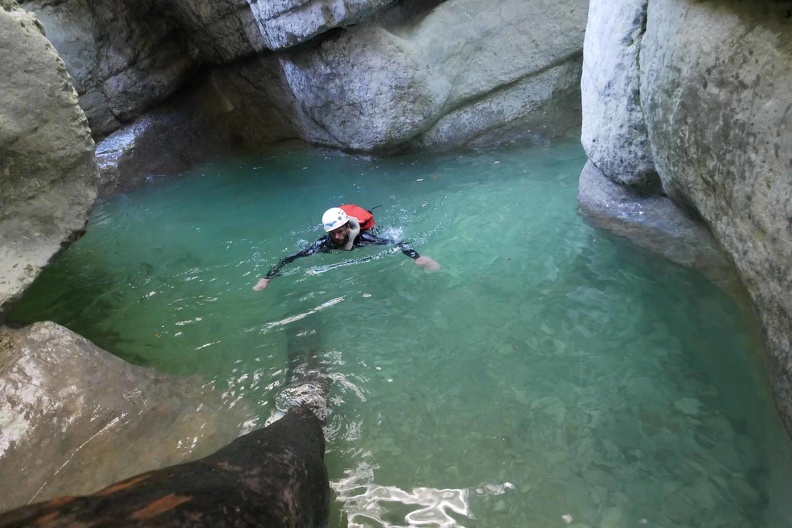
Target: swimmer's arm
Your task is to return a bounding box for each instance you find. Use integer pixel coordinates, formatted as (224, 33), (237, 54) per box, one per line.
(359, 232), (441, 271)
(253, 240), (327, 291)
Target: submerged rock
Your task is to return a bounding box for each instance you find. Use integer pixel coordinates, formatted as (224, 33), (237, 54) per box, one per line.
(0, 322), (256, 514)
(578, 161), (734, 287)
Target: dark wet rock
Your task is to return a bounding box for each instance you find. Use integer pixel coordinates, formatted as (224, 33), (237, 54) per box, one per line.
(0, 1), (98, 317)
(94, 107), (235, 197)
(581, 0), (792, 433)
(20, 0), (199, 138)
(162, 0), (267, 63)
(0, 405), (329, 528)
(0, 322), (256, 514)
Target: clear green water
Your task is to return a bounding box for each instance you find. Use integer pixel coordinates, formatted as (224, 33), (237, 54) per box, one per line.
(10, 138), (792, 527)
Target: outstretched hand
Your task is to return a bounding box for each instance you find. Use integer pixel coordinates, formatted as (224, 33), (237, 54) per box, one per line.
(415, 256), (441, 272)
(253, 278), (271, 291)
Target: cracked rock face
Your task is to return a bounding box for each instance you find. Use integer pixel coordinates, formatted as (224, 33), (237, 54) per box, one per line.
(0, 322), (257, 514)
(0, 1), (98, 316)
(580, 0), (658, 191)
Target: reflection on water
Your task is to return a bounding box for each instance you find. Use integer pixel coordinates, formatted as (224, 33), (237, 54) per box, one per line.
(334, 460), (514, 528)
(10, 137), (792, 527)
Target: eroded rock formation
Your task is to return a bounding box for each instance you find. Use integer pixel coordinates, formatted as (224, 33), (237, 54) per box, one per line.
(0, 0), (98, 314)
(0, 322), (256, 513)
(1, 2), (260, 515)
(0, 406), (327, 527)
(19, 0), (588, 194)
(580, 0), (792, 432)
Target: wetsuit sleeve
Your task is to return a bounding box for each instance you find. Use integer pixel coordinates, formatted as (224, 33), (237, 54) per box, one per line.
(358, 232), (421, 260)
(264, 238), (330, 279)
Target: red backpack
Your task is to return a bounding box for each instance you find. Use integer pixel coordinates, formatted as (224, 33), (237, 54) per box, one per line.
(340, 204), (376, 231)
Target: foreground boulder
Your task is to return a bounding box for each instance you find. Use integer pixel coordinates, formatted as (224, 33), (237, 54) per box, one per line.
(0, 405), (329, 528)
(0, 1), (98, 315)
(0, 322), (256, 513)
(580, 0), (792, 432)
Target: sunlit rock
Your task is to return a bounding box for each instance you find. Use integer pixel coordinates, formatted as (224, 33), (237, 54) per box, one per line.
(640, 0), (792, 431)
(580, 0), (657, 191)
(0, 322), (256, 514)
(250, 0), (396, 50)
(269, 0), (587, 151)
(0, 1), (98, 315)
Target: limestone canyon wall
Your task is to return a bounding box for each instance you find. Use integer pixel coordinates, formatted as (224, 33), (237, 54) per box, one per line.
(19, 0), (588, 194)
(0, 0), (97, 313)
(579, 0), (792, 432)
(0, 1), (255, 513)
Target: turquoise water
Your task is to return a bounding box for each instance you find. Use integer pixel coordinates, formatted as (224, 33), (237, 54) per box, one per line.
(10, 138), (792, 527)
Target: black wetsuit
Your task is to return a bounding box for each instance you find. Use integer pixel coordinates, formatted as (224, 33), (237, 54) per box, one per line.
(264, 231), (420, 279)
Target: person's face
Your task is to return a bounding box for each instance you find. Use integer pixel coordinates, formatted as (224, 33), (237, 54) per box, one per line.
(329, 224), (350, 246)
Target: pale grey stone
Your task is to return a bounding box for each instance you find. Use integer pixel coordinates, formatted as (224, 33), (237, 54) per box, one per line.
(249, 0), (395, 50)
(268, 0), (588, 152)
(583, 0), (792, 430)
(0, 322), (256, 513)
(581, 0), (657, 191)
(578, 161), (734, 286)
(639, 0), (792, 433)
(21, 0), (197, 137)
(0, 1), (98, 315)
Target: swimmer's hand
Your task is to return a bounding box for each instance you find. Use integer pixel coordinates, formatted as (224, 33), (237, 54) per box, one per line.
(415, 256), (441, 272)
(253, 278), (271, 291)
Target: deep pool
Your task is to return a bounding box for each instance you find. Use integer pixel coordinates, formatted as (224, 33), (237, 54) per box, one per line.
(11, 137), (792, 527)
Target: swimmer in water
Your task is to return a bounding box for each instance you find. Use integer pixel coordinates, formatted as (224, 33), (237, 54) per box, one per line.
(253, 206), (440, 292)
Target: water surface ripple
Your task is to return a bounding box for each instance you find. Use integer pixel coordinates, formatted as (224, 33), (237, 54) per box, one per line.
(11, 138), (792, 527)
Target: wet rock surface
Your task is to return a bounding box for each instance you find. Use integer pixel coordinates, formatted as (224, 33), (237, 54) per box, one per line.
(0, 405), (328, 528)
(94, 107), (235, 197)
(577, 161), (734, 287)
(0, 322), (256, 514)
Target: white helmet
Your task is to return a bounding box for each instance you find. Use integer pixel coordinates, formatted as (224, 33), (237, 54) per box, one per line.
(322, 207), (349, 232)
